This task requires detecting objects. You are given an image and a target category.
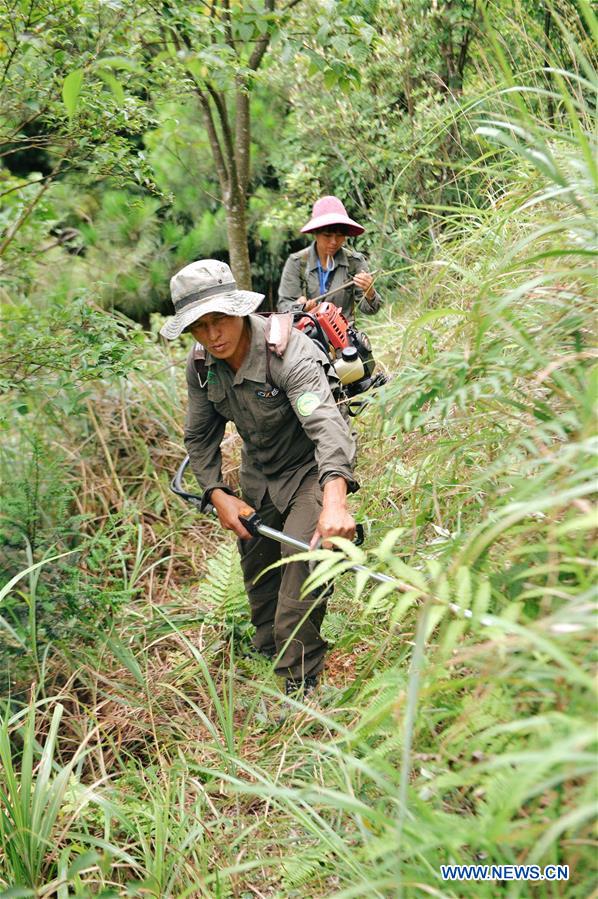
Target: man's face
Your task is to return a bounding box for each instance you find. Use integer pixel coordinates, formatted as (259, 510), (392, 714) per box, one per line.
(315, 229), (346, 262)
(188, 312), (246, 360)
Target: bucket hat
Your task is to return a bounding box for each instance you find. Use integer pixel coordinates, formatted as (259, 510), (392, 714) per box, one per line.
(300, 196), (365, 236)
(160, 259), (264, 340)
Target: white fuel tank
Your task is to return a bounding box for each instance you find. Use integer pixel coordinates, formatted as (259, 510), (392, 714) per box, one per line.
(334, 347), (365, 385)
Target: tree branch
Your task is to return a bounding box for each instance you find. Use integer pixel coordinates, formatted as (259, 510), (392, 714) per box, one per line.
(205, 83), (241, 201)
(160, 9), (231, 192)
(196, 90), (230, 193)
(457, 0), (477, 82)
(0, 153), (68, 258)
(248, 0), (275, 70)
(221, 0), (236, 53)
(234, 79), (251, 194)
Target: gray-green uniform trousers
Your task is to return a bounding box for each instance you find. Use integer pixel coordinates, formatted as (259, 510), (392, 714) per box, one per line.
(184, 314), (358, 680)
(238, 469), (326, 678)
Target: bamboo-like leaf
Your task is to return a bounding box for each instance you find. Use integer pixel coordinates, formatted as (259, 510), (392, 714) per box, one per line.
(0, 550), (78, 605)
(98, 69), (124, 105)
(62, 69), (84, 118)
(104, 634), (144, 685)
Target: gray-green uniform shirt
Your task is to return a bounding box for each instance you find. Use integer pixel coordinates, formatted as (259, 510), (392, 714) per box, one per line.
(277, 243), (382, 319)
(184, 314), (358, 512)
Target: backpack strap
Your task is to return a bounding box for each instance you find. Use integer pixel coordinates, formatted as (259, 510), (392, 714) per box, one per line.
(264, 312), (294, 385)
(299, 248), (310, 297)
(193, 342), (209, 388)
(264, 312), (347, 410)
(265, 312), (294, 358)
(345, 249), (361, 279)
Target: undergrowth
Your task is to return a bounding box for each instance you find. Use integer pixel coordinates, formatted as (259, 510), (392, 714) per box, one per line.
(0, 4), (596, 896)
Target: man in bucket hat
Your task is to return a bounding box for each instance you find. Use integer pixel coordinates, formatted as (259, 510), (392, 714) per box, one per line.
(161, 259), (358, 697)
(278, 196), (383, 320)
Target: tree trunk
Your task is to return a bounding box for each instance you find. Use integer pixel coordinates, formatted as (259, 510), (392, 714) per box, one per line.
(169, 3), (280, 291)
(224, 190), (252, 290)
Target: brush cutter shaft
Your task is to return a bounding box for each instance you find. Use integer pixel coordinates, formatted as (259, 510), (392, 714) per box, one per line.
(241, 512), (398, 592)
(252, 522), (315, 553)
(311, 269), (380, 305)
(239, 508), (365, 555)
(348, 564), (396, 586)
(171, 456), (482, 621)
(239, 510), (479, 614)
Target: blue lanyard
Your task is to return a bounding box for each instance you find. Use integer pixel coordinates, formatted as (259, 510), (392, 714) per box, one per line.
(316, 259), (334, 296)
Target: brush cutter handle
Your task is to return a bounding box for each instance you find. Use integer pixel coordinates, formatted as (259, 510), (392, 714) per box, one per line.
(169, 463), (492, 621)
(239, 511), (364, 548)
(171, 457), (364, 547)
(170, 455), (209, 512)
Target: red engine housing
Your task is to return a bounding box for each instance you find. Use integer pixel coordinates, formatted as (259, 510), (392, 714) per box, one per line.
(295, 301), (351, 351)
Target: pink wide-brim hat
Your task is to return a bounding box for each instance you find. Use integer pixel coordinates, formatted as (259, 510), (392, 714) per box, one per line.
(300, 195), (365, 236)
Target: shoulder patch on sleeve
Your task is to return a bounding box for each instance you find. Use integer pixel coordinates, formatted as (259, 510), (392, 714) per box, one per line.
(296, 391), (322, 416)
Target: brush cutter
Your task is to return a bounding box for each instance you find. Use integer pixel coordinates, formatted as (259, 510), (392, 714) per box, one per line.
(293, 302), (388, 400)
(170, 457), (494, 624)
(171, 455), (365, 550)
(170, 456), (401, 584)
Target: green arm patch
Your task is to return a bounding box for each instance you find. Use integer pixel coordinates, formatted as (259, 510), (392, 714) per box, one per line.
(296, 391), (322, 416)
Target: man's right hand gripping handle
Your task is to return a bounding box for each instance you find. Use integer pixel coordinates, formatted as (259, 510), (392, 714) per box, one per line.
(209, 489), (254, 540)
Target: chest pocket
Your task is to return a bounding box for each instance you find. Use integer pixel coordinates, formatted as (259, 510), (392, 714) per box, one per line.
(256, 390), (287, 411)
(247, 384), (292, 443)
(207, 379), (233, 421)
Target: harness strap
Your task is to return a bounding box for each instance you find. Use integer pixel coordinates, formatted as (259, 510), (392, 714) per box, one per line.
(193, 342), (209, 388)
(300, 248), (310, 297)
(264, 312), (294, 386)
(265, 312), (294, 357)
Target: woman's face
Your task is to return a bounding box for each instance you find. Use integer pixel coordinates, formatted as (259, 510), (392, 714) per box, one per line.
(314, 229), (346, 264)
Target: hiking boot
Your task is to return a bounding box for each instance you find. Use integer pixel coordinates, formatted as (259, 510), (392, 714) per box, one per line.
(275, 675), (320, 725)
(284, 674), (319, 699)
(241, 643), (276, 661)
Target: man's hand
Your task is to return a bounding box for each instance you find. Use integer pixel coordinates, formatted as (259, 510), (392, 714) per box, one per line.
(310, 477), (356, 549)
(210, 489), (254, 540)
(353, 271), (374, 300)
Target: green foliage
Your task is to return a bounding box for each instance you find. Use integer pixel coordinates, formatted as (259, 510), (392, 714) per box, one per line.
(0, 293), (142, 397)
(62, 69), (85, 119)
(281, 843), (333, 890)
(201, 540), (252, 644)
(0, 2), (596, 896)
(0, 427), (142, 691)
(264, 0), (489, 273)
(0, 1), (156, 276)
(109, 765), (208, 899)
(0, 522), (141, 696)
(0, 699), (104, 892)
(0, 434), (71, 552)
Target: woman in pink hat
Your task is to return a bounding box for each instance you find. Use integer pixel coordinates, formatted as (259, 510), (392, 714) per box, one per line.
(277, 196), (382, 321)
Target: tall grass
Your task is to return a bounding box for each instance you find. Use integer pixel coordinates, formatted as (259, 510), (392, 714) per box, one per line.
(0, 4), (596, 896)
(183, 6), (597, 895)
(0, 698), (105, 893)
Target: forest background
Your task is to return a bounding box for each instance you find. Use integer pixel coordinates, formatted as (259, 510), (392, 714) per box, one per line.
(0, 0), (596, 896)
